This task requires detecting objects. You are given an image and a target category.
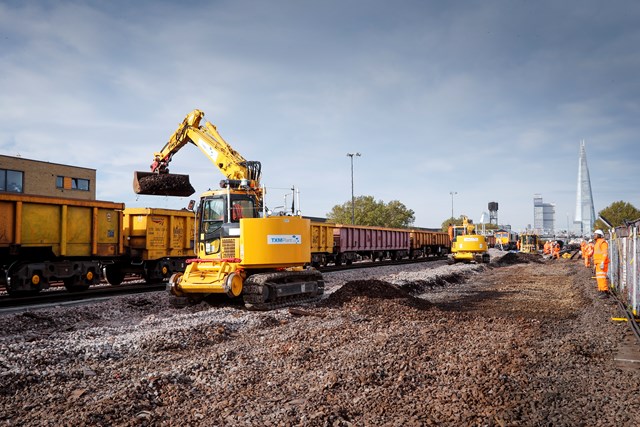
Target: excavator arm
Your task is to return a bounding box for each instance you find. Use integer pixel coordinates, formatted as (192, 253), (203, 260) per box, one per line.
(133, 110), (262, 197)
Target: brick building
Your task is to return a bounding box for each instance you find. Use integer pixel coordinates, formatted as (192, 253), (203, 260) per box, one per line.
(0, 155), (96, 200)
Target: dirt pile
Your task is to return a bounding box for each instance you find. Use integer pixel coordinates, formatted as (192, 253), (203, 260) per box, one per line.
(321, 279), (419, 304)
(493, 251), (544, 266)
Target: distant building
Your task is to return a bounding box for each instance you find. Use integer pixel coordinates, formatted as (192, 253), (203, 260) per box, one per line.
(573, 141), (596, 236)
(533, 194), (555, 235)
(0, 155), (96, 200)
(488, 201), (498, 225)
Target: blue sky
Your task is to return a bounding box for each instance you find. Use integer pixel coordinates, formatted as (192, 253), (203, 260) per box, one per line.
(1, 0), (638, 231)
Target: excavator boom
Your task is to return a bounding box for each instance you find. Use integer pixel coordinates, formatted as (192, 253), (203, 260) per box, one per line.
(133, 109), (260, 197)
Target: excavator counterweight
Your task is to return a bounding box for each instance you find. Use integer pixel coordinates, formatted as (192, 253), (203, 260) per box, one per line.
(133, 171), (195, 197)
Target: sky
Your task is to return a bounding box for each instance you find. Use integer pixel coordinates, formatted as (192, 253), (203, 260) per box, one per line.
(1, 0), (639, 231)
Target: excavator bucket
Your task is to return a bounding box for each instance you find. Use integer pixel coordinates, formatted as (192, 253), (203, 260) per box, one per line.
(133, 171), (195, 197)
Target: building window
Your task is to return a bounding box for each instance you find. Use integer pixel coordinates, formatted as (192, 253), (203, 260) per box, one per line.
(56, 176), (90, 191)
(72, 178), (90, 191)
(0, 169), (24, 193)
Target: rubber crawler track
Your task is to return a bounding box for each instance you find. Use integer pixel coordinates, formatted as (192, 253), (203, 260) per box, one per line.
(242, 270), (325, 311)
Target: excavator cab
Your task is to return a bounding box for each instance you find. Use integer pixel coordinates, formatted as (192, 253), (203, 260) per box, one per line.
(133, 171), (195, 197)
(196, 180), (261, 257)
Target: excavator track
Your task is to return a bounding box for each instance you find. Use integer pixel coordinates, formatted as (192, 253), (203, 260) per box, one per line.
(242, 270), (324, 311)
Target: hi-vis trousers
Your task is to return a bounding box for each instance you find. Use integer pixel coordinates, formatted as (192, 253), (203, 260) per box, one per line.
(595, 263), (609, 292)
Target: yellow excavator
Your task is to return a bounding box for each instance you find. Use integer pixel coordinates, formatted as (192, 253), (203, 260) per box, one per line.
(450, 217), (490, 263)
(133, 110), (324, 310)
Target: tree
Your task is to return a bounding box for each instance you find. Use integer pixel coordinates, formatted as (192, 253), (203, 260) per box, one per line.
(594, 201), (640, 231)
(327, 195), (415, 228)
(440, 216), (464, 232)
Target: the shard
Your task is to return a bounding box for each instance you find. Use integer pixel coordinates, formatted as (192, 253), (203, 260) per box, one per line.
(574, 141), (596, 236)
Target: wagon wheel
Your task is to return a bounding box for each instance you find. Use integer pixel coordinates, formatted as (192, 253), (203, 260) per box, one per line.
(103, 264), (125, 286)
(6, 262), (43, 296)
(63, 269), (95, 292)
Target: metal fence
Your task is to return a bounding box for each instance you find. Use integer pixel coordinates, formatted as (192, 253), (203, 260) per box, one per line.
(609, 222), (639, 316)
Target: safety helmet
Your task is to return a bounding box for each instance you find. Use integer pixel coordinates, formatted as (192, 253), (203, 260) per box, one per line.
(594, 229), (604, 237)
(588, 239), (593, 243)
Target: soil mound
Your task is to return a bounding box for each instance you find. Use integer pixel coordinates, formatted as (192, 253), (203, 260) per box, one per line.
(320, 279), (432, 310)
(494, 252), (544, 266)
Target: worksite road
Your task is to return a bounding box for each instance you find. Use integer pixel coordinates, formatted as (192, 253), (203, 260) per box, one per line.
(1, 252), (638, 426)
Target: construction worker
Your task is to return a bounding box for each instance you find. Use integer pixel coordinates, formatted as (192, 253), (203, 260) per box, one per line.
(584, 239), (594, 268)
(552, 241), (561, 259)
(592, 230), (610, 296)
(580, 240), (587, 261)
(543, 240), (551, 255)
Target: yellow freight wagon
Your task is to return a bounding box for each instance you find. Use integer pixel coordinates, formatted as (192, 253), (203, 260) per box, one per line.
(410, 229), (451, 257)
(0, 193), (124, 294)
(102, 207), (196, 285)
(309, 220), (335, 267)
(123, 208), (195, 259)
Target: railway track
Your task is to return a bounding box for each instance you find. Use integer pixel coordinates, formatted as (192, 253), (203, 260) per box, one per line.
(0, 256), (447, 312)
(320, 255), (447, 273)
(0, 282), (167, 313)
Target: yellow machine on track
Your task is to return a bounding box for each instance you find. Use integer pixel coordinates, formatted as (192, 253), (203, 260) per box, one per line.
(518, 232), (540, 254)
(450, 217), (490, 263)
(133, 110), (323, 310)
(495, 229), (518, 251)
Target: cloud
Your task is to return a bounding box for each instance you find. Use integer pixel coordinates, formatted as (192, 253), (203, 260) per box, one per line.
(1, 0), (639, 230)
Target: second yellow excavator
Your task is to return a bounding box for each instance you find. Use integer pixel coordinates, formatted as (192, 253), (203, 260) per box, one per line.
(133, 110), (323, 310)
(450, 217), (490, 263)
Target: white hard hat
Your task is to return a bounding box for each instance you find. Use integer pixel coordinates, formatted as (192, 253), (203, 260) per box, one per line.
(594, 229), (604, 236)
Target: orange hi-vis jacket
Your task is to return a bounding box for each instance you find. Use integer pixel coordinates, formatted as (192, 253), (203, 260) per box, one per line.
(584, 242), (594, 265)
(593, 238), (609, 268)
(585, 242), (594, 257)
(593, 237), (609, 292)
(552, 242), (560, 258)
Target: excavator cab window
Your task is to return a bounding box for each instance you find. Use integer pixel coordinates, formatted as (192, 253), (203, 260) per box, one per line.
(199, 197), (225, 255)
(202, 198), (225, 234)
(452, 226), (467, 239)
(230, 198), (255, 222)
(201, 195), (257, 228)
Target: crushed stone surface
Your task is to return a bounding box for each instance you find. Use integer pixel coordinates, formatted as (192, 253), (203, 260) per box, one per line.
(1, 249), (639, 426)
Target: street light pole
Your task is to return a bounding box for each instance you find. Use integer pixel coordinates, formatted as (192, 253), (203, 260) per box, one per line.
(449, 191), (457, 221)
(347, 152), (361, 224)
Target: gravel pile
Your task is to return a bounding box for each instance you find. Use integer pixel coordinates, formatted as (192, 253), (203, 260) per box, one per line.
(1, 250), (639, 426)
